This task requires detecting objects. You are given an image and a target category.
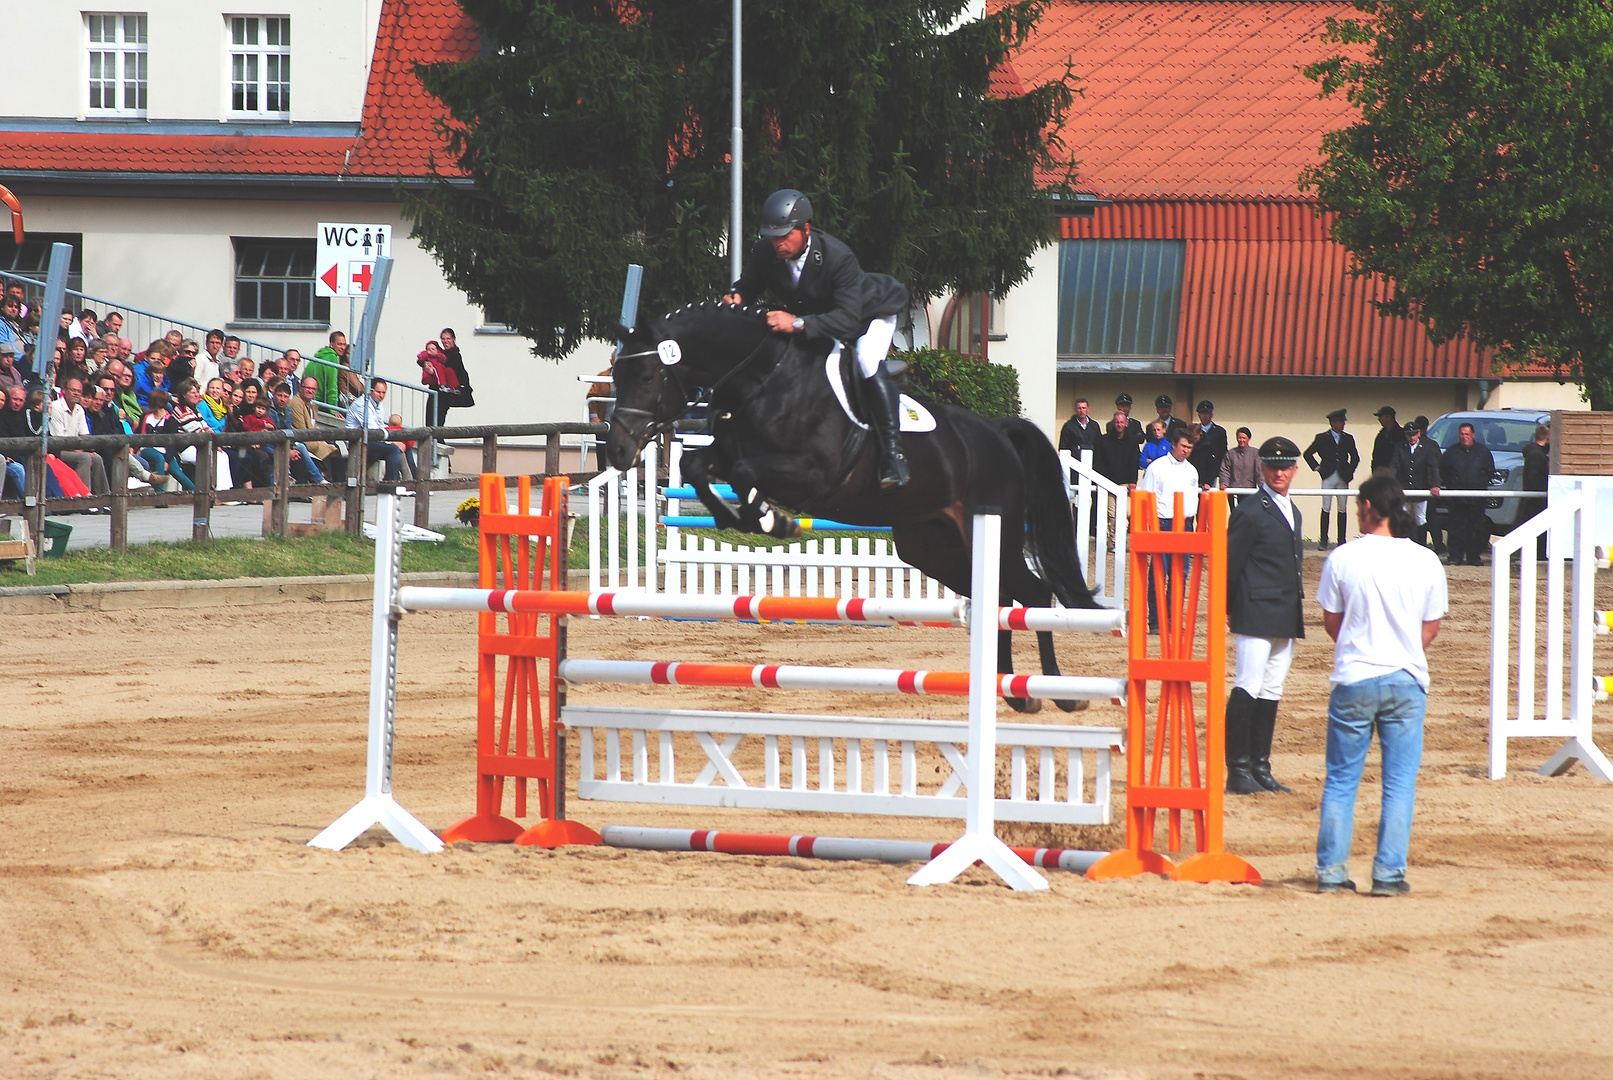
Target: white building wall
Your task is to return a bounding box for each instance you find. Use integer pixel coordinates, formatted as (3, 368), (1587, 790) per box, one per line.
(1, 1), (377, 123)
(22, 194), (607, 427)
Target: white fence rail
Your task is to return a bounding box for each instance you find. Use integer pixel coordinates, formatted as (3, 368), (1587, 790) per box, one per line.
(567, 705), (1120, 825)
(1489, 479), (1613, 781)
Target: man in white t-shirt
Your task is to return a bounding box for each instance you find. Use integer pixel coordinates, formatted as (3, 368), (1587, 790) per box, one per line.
(1314, 474), (1448, 897)
(1139, 431), (1201, 633)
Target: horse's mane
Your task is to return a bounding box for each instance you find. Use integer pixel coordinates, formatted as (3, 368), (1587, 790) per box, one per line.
(656, 300), (771, 332)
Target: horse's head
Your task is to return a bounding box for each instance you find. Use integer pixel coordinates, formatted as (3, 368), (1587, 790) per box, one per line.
(604, 303), (772, 470)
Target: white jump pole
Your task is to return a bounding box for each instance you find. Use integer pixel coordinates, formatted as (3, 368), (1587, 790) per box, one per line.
(908, 511), (1049, 891)
(309, 487), (444, 853)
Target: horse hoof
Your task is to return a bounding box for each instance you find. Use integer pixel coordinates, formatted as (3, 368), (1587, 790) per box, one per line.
(1006, 697), (1042, 714)
(1055, 699), (1089, 713)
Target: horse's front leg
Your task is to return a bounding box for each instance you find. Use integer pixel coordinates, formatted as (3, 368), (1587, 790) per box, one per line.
(998, 630), (1042, 714)
(729, 455), (829, 540)
(680, 450), (747, 531)
(1036, 629), (1088, 713)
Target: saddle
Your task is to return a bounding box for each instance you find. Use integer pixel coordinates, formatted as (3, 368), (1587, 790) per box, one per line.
(824, 344), (936, 433)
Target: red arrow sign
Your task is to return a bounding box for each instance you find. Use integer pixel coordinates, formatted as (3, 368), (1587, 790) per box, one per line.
(320, 264), (340, 293)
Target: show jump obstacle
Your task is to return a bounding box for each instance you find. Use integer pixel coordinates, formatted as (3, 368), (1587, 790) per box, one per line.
(312, 474), (1257, 887)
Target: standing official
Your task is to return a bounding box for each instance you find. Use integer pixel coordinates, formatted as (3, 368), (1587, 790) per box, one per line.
(1058, 396), (1100, 457)
(1303, 408), (1361, 550)
(1390, 421), (1442, 546)
(1152, 394), (1190, 444)
(1224, 437), (1306, 794)
(1440, 422), (1496, 566)
(1371, 405), (1403, 472)
(1188, 399), (1229, 489)
(1218, 427), (1259, 503)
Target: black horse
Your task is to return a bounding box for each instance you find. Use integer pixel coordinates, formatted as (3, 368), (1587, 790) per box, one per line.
(606, 302), (1101, 712)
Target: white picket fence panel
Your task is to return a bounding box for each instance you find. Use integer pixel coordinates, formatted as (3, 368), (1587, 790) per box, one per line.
(587, 437), (1126, 606)
(567, 705), (1119, 825)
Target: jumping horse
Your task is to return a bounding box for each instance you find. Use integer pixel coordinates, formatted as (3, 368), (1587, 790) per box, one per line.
(605, 302), (1101, 712)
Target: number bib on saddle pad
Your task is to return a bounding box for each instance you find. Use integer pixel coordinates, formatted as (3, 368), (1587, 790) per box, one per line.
(824, 345), (937, 433)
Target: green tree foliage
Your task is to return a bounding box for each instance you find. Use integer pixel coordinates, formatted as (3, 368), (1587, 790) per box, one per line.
(1302, 0), (1613, 407)
(897, 346), (1022, 417)
(408, 1), (1078, 359)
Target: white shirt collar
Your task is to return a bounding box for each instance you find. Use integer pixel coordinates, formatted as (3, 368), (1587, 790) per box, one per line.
(1263, 483), (1295, 527)
(788, 237), (811, 284)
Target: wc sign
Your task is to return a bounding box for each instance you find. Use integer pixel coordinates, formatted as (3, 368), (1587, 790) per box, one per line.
(315, 222), (393, 298)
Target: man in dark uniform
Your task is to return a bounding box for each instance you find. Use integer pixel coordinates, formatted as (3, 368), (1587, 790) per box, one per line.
(1225, 436), (1306, 795)
(1188, 399), (1229, 489)
(1413, 415), (1447, 555)
(1370, 405), (1404, 473)
(1303, 408), (1361, 550)
(1440, 421), (1496, 566)
(1152, 394), (1190, 444)
(1391, 419), (1442, 546)
(722, 189), (912, 487)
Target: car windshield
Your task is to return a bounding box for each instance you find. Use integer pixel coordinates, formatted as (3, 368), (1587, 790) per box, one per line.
(1426, 415), (1541, 453)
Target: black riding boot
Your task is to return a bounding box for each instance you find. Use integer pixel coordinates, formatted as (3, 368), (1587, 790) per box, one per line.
(1249, 697), (1293, 793)
(1336, 509), (1348, 547)
(1225, 689), (1263, 795)
(1317, 513), (1331, 551)
(866, 366), (910, 489)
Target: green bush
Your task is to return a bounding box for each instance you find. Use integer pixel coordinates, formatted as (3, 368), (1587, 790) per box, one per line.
(894, 347), (1022, 418)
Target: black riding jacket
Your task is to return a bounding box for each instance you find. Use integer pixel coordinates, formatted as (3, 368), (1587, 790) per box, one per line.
(730, 230), (909, 346)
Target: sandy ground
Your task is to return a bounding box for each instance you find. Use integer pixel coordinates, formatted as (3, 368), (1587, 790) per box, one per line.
(5, 555), (1613, 1080)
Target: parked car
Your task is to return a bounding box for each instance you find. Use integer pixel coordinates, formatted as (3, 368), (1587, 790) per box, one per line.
(1424, 409), (1551, 535)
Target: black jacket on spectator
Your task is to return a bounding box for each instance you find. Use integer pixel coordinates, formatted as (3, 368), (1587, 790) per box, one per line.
(0, 407), (31, 438)
(1058, 414), (1101, 456)
(1442, 441), (1496, 490)
(1391, 437), (1441, 493)
(1188, 422), (1229, 487)
(1093, 422), (1140, 487)
(1303, 430), (1361, 481)
(1372, 421), (1405, 472)
(1522, 440), (1550, 492)
(1227, 487), (1305, 639)
(87, 403), (122, 436)
(1119, 415), (1146, 450)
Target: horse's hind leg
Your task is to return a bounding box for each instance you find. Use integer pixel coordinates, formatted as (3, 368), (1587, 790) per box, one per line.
(997, 630), (1041, 714)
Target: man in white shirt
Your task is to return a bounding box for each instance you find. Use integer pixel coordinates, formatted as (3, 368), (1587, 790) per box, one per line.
(1315, 473), (1448, 897)
(47, 377), (110, 495)
(1139, 431), (1200, 632)
(344, 377), (403, 481)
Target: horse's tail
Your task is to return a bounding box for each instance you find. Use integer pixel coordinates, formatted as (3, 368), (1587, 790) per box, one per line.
(998, 417), (1100, 610)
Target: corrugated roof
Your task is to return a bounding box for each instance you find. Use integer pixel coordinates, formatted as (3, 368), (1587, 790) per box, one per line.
(0, 0), (478, 179)
(1061, 201), (1494, 378)
(1004, 0), (1358, 199)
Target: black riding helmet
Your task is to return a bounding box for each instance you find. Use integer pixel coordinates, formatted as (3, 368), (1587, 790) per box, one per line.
(759, 189), (812, 237)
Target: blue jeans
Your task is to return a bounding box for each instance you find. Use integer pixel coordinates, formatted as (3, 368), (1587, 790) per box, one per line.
(3, 459), (23, 499)
(1316, 670), (1426, 885)
(367, 440), (403, 482)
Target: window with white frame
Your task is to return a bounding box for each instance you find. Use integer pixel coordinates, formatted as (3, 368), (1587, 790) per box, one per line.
(229, 16), (291, 116)
(87, 13), (148, 116)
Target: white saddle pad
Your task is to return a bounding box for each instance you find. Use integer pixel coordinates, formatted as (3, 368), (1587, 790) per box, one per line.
(824, 345), (936, 433)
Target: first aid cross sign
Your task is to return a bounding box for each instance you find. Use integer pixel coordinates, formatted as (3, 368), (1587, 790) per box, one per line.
(316, 222), (393, 298)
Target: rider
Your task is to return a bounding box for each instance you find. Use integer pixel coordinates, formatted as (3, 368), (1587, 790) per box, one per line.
(721, 189), (912, 487)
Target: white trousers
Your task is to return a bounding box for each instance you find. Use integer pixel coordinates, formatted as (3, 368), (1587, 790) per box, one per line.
(855, 314), (899, 378)
(1410, 499), (1428, 526)
(1234, 634), (1295, 700)
(1320, 472), (1348, 512)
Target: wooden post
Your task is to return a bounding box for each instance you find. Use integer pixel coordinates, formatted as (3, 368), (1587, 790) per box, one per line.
(414, 433), (434, 529)
(109, 451), (129, 552)
(192, 439), (213, 542)
(271, 440), (291, 537)
(545, 432), (561, 477)
(25, 450), (45, 551)
(481, 434), (498, 476)
(346, 435), (365, 538)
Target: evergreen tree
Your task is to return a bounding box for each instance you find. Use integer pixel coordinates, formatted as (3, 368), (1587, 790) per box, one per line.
(408, 1), (1077, 359)
(1303, 0), (1613, 407)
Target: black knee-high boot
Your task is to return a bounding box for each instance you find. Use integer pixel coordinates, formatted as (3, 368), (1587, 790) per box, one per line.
(1225, 689), (1263, 795)
(1318, 512), (1331, 551)
(1336, 509), (1347, 546)
(1249, 697), (1293, 793)
(866, 366), (909, 488)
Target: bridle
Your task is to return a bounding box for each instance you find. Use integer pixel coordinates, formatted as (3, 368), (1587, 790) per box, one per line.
(609, 325), (777, 446)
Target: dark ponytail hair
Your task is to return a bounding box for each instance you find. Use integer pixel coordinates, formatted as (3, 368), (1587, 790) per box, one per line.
(1357, 473), (1416, 538)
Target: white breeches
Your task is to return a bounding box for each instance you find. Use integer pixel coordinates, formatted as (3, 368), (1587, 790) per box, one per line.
(1410, 499), (1428, 525)
(855, 314), (898, 378)
(1234, 634), (1295, 700)
(1320, 472), (1348, 512)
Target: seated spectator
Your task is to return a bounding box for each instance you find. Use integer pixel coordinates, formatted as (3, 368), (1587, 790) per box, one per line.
(387, 412), (418, 479)
(257, 358), (279, 382)
(168, 339), (201, 388)
(291, 374), (344, 482)
(345, 377), (403, 481)
(137, 389), (189, 491)
(198, 378), (231, 433)
(58, 337), (90, 389)
(266, 380), (324, 484)
(0, 340), (24, 397)
(0, 385), (30, 437)
(169, 378), (234, 489)
(98, 310), (124, 339)
(222, 335), (244, 370)
(47, 377), (111, 496)
(1140, 419), (1172, 469)
(225, 379), (272, 488)
(69, 308), (97, 343)
(0, 293), (24, 361)
(311, 331), (364, 406)
(196, 330), (224, 388)
(277, 350), (301, 384)
(133, 341), (175, 404)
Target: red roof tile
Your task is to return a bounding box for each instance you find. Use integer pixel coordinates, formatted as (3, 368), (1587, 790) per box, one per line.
(0, 0), (478, 179)
(1000, 0), (1359, 198)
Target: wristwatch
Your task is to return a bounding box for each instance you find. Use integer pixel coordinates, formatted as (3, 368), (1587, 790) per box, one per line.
(792, 316), (805, 332)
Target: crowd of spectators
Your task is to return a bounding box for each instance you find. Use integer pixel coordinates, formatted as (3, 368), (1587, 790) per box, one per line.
(0, 280), (474, 506)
